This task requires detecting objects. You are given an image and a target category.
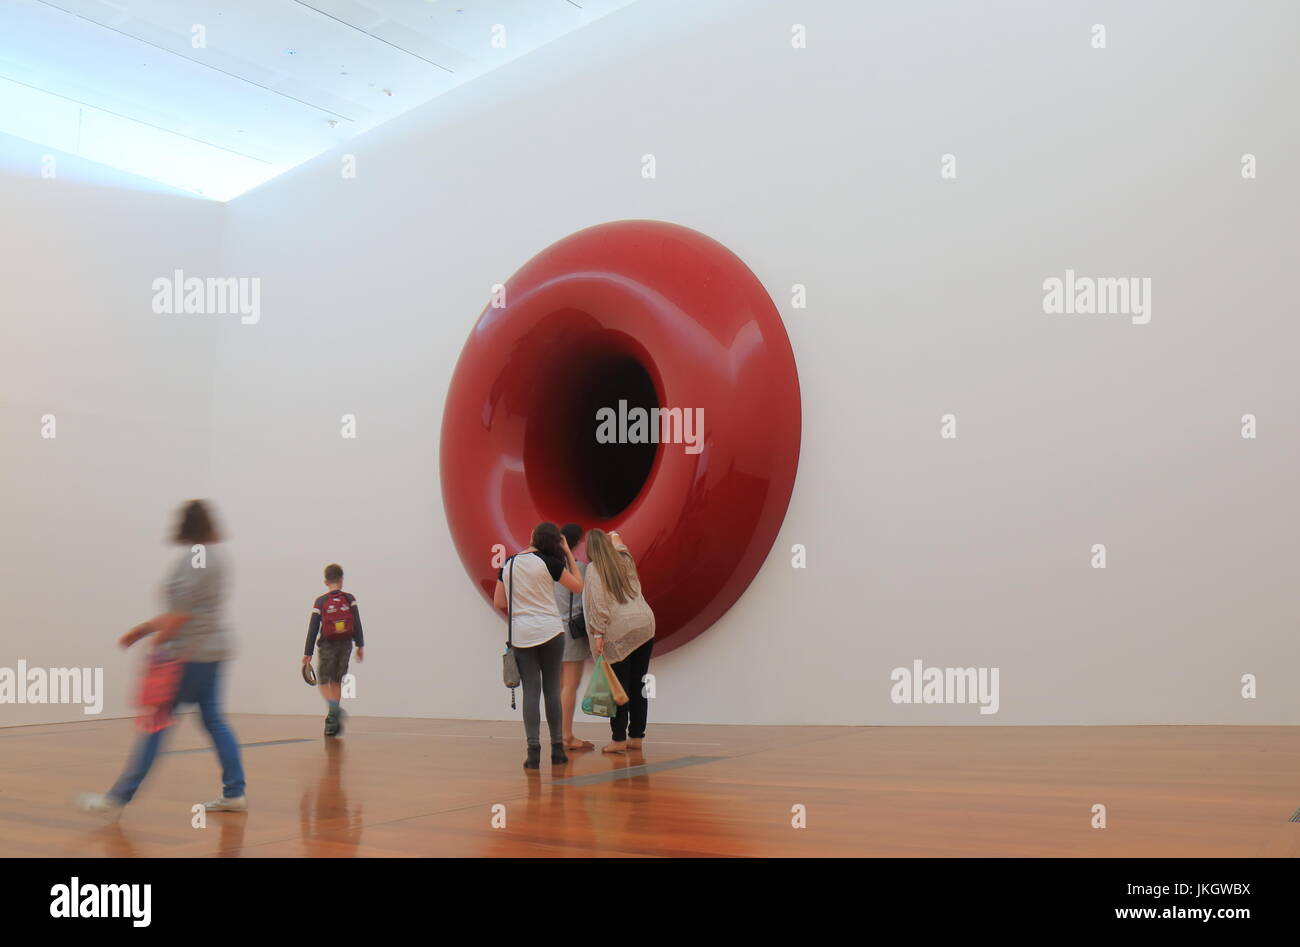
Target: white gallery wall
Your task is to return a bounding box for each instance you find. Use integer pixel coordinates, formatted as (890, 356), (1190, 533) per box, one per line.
(6, 0), (1298, 727)
(1, 156), (224, 725)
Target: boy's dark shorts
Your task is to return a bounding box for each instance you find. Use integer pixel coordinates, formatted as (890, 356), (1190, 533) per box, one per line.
(316, 638), (352, 685)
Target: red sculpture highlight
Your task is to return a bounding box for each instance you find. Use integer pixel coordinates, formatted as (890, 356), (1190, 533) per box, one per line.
(441, 220), (801, 654)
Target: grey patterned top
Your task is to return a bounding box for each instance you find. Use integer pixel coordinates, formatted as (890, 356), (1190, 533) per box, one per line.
(162, 545), (231, 662)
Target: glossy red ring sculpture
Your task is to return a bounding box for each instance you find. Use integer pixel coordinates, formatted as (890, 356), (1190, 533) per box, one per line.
(441, 220), (801, 654)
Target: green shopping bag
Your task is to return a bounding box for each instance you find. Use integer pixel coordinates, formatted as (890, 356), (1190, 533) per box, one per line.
(582, 656), (618, 718)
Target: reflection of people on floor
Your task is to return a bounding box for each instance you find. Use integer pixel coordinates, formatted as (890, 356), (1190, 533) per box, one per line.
(85, 823), (140, 858)
(484, 769), (592, 856)
(77, 804), (244, 857)
(215, 805), (247, 857)
(581, 771), (646, 850)
(483, 766), (743, 857)
(299, 739), (363, 856)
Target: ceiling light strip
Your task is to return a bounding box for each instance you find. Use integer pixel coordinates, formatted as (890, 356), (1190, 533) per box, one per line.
(0, 70), (274, 164)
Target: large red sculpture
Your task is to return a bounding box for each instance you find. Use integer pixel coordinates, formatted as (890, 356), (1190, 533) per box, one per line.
(441, 220), (801, 654)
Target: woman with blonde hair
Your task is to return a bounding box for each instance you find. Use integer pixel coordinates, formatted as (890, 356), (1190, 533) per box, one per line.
(582, 528), (655, 753)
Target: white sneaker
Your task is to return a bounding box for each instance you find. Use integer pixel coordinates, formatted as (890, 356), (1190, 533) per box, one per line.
(75, 792), (124, 822)
(203, 795), (248, 812)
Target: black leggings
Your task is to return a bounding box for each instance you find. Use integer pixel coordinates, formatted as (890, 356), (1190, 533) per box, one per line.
(514, 633), (565, 747)
(609, 639), (654, 742)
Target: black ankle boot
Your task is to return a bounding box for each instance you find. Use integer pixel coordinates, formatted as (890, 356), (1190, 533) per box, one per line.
(551, 743), (568, 765)
(524, 745), (541, 769)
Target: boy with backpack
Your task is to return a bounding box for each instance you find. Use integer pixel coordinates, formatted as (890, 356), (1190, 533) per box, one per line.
(302, 563), (365, 736)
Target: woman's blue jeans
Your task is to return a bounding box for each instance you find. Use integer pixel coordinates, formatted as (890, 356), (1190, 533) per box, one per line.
(109, 660), (246, 803)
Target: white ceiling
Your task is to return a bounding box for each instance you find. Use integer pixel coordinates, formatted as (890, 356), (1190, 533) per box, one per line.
(0, 0), (637, 199)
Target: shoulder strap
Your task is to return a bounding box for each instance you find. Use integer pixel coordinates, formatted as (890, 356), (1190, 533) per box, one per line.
(507, 555), (516, 648)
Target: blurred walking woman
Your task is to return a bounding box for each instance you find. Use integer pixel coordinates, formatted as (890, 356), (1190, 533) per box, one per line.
(582, 529), (655, 753)
(76, 500), (247, 819)
(494, 522), (583, 769)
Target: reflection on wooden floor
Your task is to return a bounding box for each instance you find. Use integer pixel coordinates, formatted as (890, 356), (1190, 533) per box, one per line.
(2, 715), (1298, 857)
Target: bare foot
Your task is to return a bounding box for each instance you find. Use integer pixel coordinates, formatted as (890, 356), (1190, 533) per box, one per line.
(564, 737), (594, 750)
(627, 738), (644, 749)
(602, 742), (627, 754)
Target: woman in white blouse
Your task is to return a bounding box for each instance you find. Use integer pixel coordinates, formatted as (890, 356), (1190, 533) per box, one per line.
(493, 522), (584, 769)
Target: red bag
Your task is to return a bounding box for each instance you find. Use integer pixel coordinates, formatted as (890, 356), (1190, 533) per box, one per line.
(137, 651), (183, 733)
(320, 591), (355, 640)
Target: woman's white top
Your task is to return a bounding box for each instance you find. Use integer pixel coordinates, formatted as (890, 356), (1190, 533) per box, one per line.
(501, 551), (566, 648)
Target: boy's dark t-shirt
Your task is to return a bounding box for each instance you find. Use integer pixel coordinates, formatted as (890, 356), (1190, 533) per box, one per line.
(304, 591), (365, 656)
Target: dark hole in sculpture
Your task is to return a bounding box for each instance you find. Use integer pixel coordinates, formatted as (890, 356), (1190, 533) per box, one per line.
(526, 337), (660, 523)
(572, 356), (659, 518)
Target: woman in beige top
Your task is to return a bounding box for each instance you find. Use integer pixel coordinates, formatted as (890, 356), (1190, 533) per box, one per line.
(583, 529), (655, 754)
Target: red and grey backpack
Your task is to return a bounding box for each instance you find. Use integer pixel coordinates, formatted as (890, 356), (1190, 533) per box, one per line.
(320, 591), (355, 640)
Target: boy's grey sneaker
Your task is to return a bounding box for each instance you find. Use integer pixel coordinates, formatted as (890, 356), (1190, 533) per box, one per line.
(74, 792), (125, 822)
(203, 795), (248, 812)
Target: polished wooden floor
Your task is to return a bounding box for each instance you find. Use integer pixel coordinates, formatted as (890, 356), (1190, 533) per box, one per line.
(2, 715), (1297, 857)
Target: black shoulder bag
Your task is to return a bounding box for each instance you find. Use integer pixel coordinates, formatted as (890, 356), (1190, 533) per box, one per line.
(567, 565), (587, 640)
